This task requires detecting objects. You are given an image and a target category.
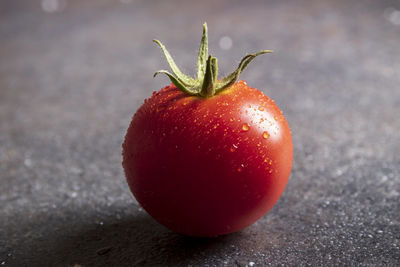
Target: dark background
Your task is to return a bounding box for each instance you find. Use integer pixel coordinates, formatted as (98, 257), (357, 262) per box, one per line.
(1, 0), (400, 266)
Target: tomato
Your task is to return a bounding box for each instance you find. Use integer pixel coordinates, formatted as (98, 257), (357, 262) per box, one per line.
(122, 23), (293, 237)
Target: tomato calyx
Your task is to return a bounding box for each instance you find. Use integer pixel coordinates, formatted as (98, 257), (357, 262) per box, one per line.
(153, 23), (273, 98)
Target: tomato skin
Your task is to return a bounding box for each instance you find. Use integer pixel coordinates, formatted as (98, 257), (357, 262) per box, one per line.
(123, 81), (293, 237)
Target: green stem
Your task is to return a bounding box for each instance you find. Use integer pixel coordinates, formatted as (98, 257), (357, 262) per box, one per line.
(153, 22), (272, 97)
(200, 56), (218, 97)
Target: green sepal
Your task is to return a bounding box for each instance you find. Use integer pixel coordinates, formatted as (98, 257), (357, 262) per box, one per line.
(215, 50), (272, 94)
(154, 70), (198, 95)
(196, 23), (208, 80)
(153, 39), (195, 86)
(153, 23), (272, 97)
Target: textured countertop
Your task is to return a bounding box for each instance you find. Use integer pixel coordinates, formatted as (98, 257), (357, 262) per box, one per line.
(1, 0), (400, 266)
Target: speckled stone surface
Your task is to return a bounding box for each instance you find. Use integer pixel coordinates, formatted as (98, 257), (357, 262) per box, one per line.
(1, 0), (400, 266)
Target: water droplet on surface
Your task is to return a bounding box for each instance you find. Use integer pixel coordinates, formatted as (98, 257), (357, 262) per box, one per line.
(219, 36), (233, 50)
(242, 123), (250, 131)
(263, 132), (270, 139)
(41, 0), (66, 13)
(24, 158), (33, 167)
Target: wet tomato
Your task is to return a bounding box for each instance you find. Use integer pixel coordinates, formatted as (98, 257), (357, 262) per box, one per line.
(122, 23), (293, 237)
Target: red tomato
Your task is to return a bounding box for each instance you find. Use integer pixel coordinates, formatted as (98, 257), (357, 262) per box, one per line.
(122, 23), (293, 237)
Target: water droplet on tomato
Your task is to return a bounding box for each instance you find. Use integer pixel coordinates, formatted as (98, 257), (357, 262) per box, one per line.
(237, 164), (245, 172)
(262, 132), (270, 139)
(230, 144), (238, 152)
(242, 123), (250, 131)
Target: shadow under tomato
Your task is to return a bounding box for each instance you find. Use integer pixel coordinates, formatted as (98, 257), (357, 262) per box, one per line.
(18, 211), (242, 266)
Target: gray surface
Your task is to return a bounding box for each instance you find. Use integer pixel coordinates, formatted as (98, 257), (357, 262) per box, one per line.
(1, 0), (400, 266)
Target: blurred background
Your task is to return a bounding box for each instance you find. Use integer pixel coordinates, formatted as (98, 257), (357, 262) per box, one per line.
(1, 0), (399, 266)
